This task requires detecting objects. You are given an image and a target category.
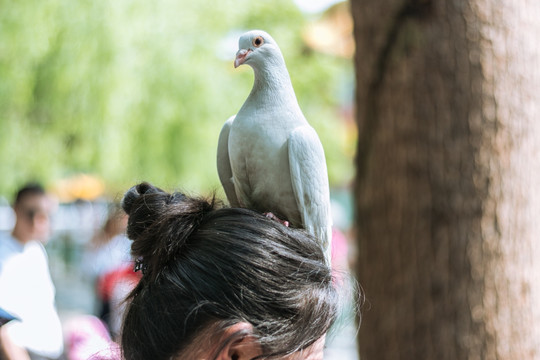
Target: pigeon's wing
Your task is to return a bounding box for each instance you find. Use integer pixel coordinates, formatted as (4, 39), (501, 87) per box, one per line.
(288, 126), (332, 251)
(217, 116), (240, 207)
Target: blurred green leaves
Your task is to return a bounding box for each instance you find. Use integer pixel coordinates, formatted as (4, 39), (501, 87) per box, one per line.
(0, 0), (354, 199)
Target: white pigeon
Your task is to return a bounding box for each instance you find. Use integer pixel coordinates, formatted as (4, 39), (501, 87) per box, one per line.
(217, 30), (332, 261)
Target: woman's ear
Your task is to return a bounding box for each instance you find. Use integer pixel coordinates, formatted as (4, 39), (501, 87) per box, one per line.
(215, 322), (262, 360)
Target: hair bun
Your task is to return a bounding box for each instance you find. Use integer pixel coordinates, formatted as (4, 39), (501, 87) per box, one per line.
(121, 182), (163, 215)
(121, 182), (217, 279)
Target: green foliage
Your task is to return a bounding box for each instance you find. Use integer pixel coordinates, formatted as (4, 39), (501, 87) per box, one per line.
(0, 0), (354, 199)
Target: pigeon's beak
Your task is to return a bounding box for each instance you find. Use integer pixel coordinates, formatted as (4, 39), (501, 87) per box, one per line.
(234, 49), (251, 68)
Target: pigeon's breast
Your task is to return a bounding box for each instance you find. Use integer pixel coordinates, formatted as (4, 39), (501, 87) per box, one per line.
(228, 116), (302, 225)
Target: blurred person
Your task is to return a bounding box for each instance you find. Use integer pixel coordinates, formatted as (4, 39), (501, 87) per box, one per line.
(90, 182), (339, 360)
(0, 307), (19, 327)
(82, 206), (133, 335)
(84, 206), (129, 279)
(0, 183), (64, 360)
(0, 307), (21, 359)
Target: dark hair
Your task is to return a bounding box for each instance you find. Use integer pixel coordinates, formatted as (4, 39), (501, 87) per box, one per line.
(13, 183), (46, 206)
(120, 182), (338, 360)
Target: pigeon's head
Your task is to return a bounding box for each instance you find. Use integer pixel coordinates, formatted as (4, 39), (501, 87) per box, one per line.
(234, 30), (283, 69)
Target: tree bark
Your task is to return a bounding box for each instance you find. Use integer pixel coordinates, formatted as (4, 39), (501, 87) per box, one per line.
(351, 0), (540, 359)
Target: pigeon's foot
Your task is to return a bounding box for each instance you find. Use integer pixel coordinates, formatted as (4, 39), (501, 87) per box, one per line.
(263, 212), (290, 227)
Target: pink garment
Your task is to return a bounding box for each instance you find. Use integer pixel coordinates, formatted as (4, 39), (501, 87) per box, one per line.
(88, 343), (122, 360)
(331, 228), (350, 287)
(64, 315), (120, 360)
(331, 228), (349, 271)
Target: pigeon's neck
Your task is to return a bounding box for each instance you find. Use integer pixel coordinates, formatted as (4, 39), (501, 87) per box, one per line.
(250, 61), (296, 103)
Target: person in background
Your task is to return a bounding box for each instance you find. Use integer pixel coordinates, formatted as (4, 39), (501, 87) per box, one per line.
(0, 183), (64, 360)
(90, 182), (339, 360)
(82, 206), (133, 336)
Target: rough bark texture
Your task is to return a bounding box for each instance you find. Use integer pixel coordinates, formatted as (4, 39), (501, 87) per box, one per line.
(351, 0), (540, 359)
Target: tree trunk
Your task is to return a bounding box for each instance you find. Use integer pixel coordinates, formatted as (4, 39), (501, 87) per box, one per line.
(351, 0), (540, 359)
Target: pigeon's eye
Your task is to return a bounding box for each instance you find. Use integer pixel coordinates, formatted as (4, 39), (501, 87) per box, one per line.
(253, 36), (264, 48)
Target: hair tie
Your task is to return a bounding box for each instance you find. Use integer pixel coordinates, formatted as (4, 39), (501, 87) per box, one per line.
(134, 258), (147, 274)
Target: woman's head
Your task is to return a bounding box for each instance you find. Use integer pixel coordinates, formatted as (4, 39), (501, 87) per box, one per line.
(120, 182), (338, 360)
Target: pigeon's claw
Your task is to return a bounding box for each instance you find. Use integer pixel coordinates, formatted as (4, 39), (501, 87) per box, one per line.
(263, 212), (290, 227)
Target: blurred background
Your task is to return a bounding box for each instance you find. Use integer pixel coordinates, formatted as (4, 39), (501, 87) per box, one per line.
(0, 0), (355, 197)
(0, 0), (358, 358)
